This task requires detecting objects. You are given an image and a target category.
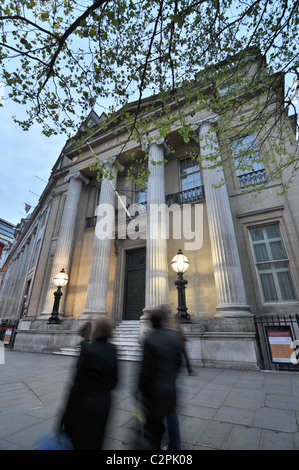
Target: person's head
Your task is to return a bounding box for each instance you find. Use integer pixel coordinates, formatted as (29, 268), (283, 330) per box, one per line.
(150, 305), (170, 329)
(91, 317), (114, 341)
(78, 321), (92, 340)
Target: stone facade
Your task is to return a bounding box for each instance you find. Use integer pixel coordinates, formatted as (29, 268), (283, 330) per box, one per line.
(1, 52), (298, 370)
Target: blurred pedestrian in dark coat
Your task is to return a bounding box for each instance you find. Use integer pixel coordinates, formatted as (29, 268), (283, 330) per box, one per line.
(77, 318), (92, 344)
(138, 306), (182, 449)
(62, 317), (118, 450)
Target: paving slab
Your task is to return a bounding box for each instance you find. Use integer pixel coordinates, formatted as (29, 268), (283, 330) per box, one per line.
(213, 405), (255, 427)
(195, 420), (234, 449)
(253, 407), (298, 433)
(259, 429), (294, 450)
(0, 350), (299, 451)
(222, 388), (265, 410)
(225, 425), (261, 450)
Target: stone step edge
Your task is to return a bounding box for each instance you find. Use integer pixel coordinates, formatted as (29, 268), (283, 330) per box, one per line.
(53, 349), (142, 360)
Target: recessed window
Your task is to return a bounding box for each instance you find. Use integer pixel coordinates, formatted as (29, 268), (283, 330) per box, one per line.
(249, 224), (297, 302)
(134, 182), (147, 205)
(232, 134), (266, 188)
(179, 157), (203, 202)
(218, 83), (238, 96)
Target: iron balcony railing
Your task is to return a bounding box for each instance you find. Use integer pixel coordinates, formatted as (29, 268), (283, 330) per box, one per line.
(85, 185), (205, 229)
(238, 169), (267, 188)
(166, 185), (205, 206)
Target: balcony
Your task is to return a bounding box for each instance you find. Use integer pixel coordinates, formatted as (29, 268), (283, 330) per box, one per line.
(237, 169), (267, 188)
(166, 185), (205, 205)
(85, 185), (205, 229)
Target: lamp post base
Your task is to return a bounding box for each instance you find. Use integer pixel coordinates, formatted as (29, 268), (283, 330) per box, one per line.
(176, 310), (190, 321)
(175, 275), (190, 321)
(47, 316), (61, 325)
(47, 288), (63, 324)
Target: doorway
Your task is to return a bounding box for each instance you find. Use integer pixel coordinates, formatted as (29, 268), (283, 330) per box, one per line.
(123, 247), (146, 320)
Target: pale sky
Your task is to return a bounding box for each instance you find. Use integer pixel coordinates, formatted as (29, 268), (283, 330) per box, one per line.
(0, 99), (67, 227)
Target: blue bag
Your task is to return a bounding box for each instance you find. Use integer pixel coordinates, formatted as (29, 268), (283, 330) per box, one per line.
(34, 431), (74, 450)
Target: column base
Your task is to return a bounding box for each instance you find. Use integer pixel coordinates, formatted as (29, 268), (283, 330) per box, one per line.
(80, 309), (108, 320)
(215, 304), (252, 317)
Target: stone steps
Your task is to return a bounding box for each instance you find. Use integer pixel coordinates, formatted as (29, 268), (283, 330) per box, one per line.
(53, 320), (143, 361)
(111, 321), (142, 361)
(53, 347), (80, 356)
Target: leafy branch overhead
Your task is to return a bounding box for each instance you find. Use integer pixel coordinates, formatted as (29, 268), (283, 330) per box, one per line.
(0, 0), (299, 189)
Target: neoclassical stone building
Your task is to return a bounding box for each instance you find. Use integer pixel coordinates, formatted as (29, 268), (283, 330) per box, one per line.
(1, 50), (298, 369)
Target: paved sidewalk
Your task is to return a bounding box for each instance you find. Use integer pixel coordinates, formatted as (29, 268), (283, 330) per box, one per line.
(0, 350), (299, 450)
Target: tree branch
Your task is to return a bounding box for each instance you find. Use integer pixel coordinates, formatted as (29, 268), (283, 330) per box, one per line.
(36, 0), (109, 105)
(0, 14), (59, 38)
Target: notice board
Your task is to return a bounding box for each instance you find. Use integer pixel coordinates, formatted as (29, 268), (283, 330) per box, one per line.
(266, 326), (294, 363)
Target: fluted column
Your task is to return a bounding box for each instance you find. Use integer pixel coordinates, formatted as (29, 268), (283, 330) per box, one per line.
(197, 114), (251, 317)
(0, 259), (12, 315)
(144, 139), (169, 308)
(139, 139), (169, 342)
(82, 164), (118, 317)
(42, 171), (89, 315)
(0, 255), (19, 318)
(9, 241), (30, 318)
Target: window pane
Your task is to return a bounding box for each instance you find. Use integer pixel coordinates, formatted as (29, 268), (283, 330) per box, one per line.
(257, 262), (271, 271)
(277, 272), (297, 300)
(269, 241), (287, 260)
(137, 190), (147, 204)
(180, 157), (199, 175)
(253, 243), (269, 262)
(233, 134), (264, 176)
(233, 134), (257, 155)
(134, 183), (147, 204)
(180, 157), (201, 192)
(249, 223), (297, 302)
(260, 273), (278, 301)
(181, 173), (201, 190)
(266, 224), (280, 239)
(273, 260), (288, 269)
(250, 228), (264, 242)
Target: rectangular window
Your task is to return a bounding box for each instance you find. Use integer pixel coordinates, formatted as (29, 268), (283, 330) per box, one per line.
(179, 157), (203, 202)
(249, 224), (297, 302)
(134, 182), (147, 205)
(232, 134), (266, 188)
(218, 83), (238, 96)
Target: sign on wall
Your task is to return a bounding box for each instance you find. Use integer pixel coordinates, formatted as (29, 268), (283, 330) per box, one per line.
(3, 328), (12, 345)
(266, 327), (294, 363)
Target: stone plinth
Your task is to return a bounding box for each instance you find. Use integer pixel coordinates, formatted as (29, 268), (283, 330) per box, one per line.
(181, 317), (260, 370)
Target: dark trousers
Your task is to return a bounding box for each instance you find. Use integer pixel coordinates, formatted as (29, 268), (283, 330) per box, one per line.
(167, 410), (181, 450)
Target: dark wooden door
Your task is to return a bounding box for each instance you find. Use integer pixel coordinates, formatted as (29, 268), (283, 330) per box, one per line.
(123, 248), (146, 320)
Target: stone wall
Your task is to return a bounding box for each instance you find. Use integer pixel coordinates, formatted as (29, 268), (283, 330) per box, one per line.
(14, 316), (260, 370)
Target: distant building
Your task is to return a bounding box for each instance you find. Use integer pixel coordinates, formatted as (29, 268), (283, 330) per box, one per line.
(0, 49), (298, 370)
(0, 218), (15, 259)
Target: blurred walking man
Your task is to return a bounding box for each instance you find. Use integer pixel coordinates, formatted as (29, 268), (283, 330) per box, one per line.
(138, 306), (182, 449)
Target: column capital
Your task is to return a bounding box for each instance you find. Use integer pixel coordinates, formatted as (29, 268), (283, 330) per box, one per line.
(101, 156), (125, 174)
(142, 137), (170, 156)
(191, 113), (219, 134)
(64, 171), (89, 186)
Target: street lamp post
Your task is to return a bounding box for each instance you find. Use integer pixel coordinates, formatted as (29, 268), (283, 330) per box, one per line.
(48, 268), (69, 324)
(171, 249), (190, 321)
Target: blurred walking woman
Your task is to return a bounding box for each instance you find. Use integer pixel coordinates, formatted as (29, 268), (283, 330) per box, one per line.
(62, 317), (118, 450)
